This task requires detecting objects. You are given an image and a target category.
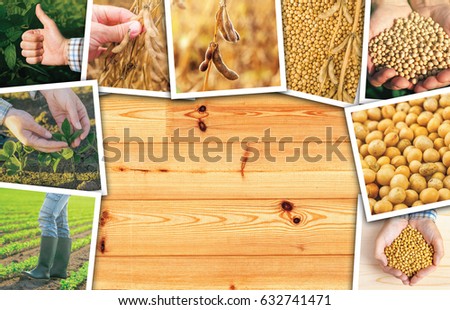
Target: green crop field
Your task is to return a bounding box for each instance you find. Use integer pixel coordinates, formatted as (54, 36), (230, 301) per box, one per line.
(0, 188), (96, 290)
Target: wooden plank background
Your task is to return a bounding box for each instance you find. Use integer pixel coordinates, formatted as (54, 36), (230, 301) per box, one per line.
(93, 93), (359, 289)
(357, 207), (450, 289)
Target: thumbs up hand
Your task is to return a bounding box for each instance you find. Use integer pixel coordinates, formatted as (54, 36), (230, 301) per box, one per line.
(20, 4), (69, 66)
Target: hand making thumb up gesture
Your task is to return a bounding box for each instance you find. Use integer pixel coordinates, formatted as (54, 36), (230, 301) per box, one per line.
(20, 4), (69, 66)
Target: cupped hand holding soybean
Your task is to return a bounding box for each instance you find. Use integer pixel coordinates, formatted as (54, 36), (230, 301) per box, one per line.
(374, 216), (411, 285)
(89, 5), (143, 61)
(40, 89), (90, 148)
(408, 217), (444, 285)
(368, 0), (413, 90)
(3, 108), (68, 153)
(412, 1), (450, 93)
(20, 4), (69, 66)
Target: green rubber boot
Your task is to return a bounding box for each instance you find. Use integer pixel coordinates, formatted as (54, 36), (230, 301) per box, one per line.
(50, 237), (72, 279)
(23, 236), (58, 279)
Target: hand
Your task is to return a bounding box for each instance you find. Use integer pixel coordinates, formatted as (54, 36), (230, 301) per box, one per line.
(410, 0), (450, 92)
(20, 4), (69, 66)
(89, 5), (142, 61)
(374, 216), (410, 285)
(368, 0), (413, 90)
(3, 108), (68, 153)
(40, 89), (90, 148)
(408, 218), (444, 285)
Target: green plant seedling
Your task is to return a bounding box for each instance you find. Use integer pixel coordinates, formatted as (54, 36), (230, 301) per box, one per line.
(0, 140), (34, 178)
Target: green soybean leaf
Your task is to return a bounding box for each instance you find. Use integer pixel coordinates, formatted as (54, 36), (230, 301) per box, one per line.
(84, 156), (98, 166)
(4, 44), (16, 70)
(61, 148), (74, 160)
(77, 143), (90, 154)
(19, 61), (50, 77)
(38, 152), (52, 165)
(50, 152), (63, 159)
(16, 142), (22, 152)
(62, 119), (71, 138)
(52, 158), (61, 173)
(6, 166), (19, 176)
(70, 129), (83, 142)
(6, 29), (22, 42)
(74, 153), (81, 164)
(6, 156), (21, 169)
(23, 145), (34, 154)
(52, 133), (66, 142)
(87, 132), (95, 145)
(43, 154), (52, 166)
(0, 150), (9, 161)
(3, 140), (16, 157)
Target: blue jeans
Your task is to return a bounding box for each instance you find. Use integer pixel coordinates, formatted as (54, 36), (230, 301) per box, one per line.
(38, 193), (70, 238)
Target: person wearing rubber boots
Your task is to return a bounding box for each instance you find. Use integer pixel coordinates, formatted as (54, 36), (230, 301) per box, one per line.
(23, 193), (72, 280)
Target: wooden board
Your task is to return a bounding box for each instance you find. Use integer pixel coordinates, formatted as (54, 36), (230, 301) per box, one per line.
(357, 208), (450, 289)
(94, 93), (358, 289)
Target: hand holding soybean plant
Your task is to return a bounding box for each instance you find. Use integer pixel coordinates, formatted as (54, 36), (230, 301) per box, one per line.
(40, 89), (90, 148)
(88, 1), (169, 92)
(88, 5), (142, 61)
(0, 87), (100, 191)
(3, 108), (67, 153)
(375, 215), (444, 285)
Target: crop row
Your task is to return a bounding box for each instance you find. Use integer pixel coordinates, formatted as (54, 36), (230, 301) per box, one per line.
(60, 261), (89, 290)
(0, 235), (91, 279)
(0, 216), (93, 233)
(0, 224), (92, 258)
(0, 219), (93, 245)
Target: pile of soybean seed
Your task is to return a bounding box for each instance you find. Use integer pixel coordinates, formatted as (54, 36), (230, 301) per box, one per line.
(369, 12), (450, 85)
(385, 225), (434, 277)
(353, 94), (450, 214)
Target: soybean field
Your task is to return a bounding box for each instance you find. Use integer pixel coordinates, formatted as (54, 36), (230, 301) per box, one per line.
(0, 189), (96, 290)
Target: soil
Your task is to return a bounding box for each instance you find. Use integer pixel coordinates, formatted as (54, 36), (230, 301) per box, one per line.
(0, 92), (101, 191)
(0, 231), (92, 290)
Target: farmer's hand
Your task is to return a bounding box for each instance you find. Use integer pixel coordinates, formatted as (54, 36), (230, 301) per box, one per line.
(410, 0), (450, 92)
(41, 89), (90, 148)
(89, 5), (142, 61)
(374, 216), (410, 285)
(20, 4), (69, 66)
(3, 108), (68, 153)
(408, 217), (444, 285)
(368, 0), (413, 90)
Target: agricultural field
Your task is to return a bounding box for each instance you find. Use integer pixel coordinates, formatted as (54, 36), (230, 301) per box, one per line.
(0, 87), (101, 191)
(0, 188), (96, 290)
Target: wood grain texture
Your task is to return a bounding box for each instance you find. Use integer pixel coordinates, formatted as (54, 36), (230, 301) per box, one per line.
(100, 94), (349, 141)
(98, 199), (355, 256)
(357, 208), (450, 290)
(94, 93), (358, 289)
(93, 256), (353, 290)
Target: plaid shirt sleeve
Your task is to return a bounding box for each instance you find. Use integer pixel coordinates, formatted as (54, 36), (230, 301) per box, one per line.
(67, 38), (84, 72)
(0, 98), (13, 126)
(409, 209), (437, 222)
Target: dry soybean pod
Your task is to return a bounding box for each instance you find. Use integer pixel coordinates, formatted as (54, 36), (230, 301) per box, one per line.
(221, 5), (239, 43)
(212, 43), (239, 80)
(328, 58), (338, 85)
(112, 30), (131, 54)
(143, 4), (158, 38)
(199, 42), (216, 72)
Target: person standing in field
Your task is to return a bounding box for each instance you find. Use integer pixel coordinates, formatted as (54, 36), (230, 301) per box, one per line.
(23, 194), (72, 279)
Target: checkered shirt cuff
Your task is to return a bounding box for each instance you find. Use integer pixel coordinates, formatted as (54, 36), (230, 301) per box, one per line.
(0, 98), (13, 126)
(67, 38), (84, 72)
